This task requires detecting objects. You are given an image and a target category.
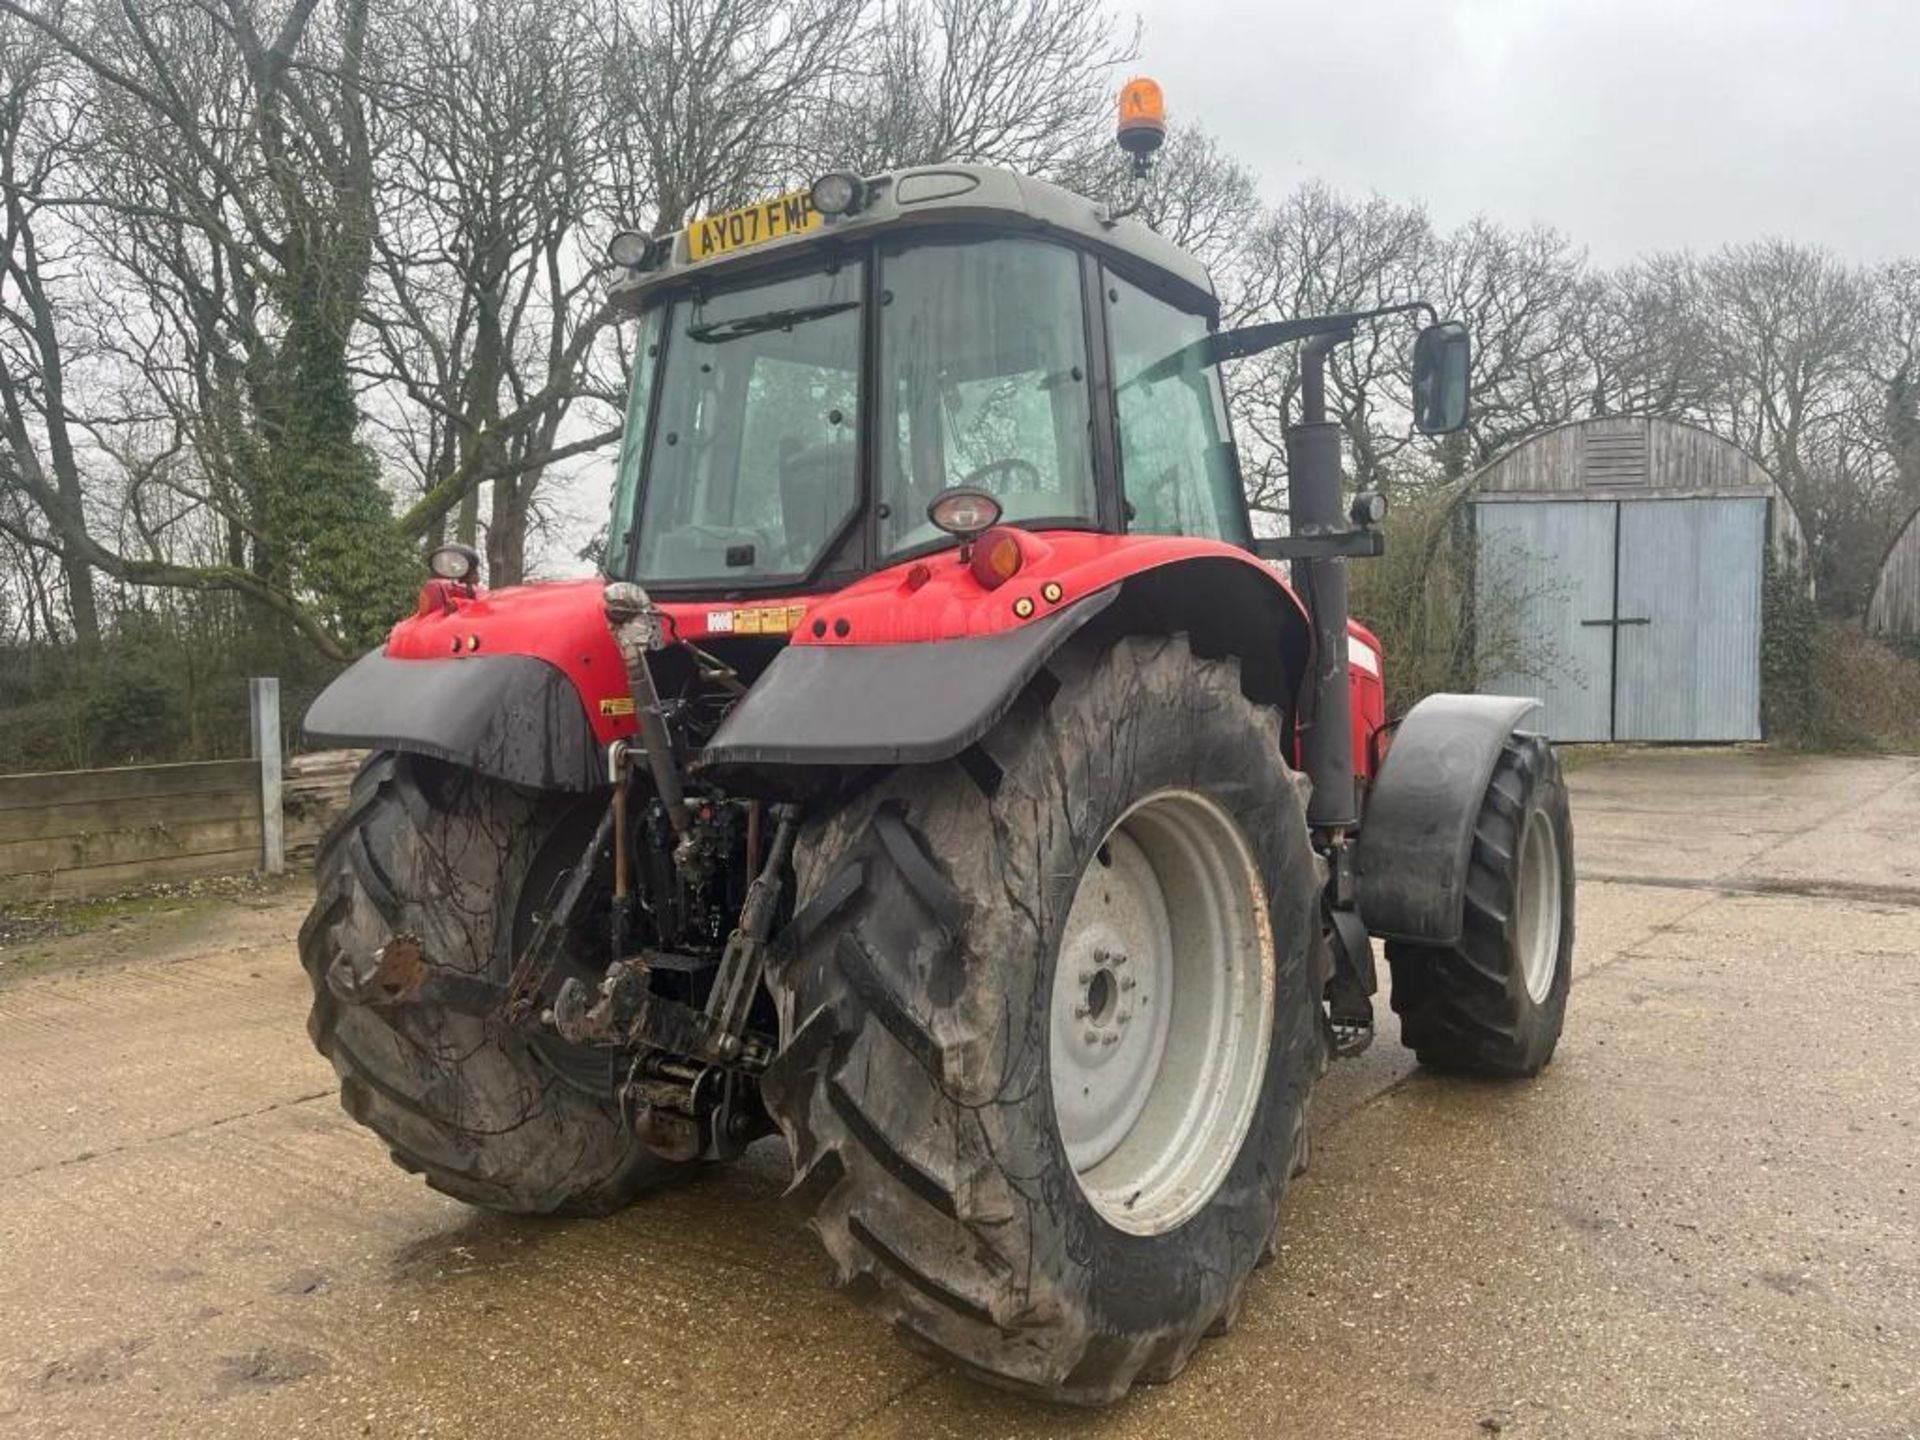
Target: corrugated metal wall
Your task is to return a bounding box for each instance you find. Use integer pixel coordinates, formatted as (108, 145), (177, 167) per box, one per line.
(1475, 502), (1615, 741)
(1868, 507), (1920, 639)
(1614, 499), (1765, 741)
(1474, 496), (1766, 742)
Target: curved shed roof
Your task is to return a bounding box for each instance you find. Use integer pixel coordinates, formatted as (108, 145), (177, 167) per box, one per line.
(1469, 416), (1809, 564)
(1868, 507), (1920, 638)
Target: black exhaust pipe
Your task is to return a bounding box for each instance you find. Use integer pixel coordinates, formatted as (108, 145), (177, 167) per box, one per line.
(1289, 334), (1358, 830)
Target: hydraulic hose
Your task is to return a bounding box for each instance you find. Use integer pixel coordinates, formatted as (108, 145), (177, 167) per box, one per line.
(603, 581), (692, 837)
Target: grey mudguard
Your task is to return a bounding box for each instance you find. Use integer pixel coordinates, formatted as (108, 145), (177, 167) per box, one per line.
(305, 650), (602, 791)
(1354, 692), (1544, 945)
(699, 588), (1117, 769)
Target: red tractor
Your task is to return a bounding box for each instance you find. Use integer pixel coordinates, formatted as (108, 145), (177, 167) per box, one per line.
(302, 96), (1574, 1406)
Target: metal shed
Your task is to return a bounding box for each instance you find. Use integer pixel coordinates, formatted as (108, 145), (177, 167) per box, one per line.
(1867, 507), (1920, 642)
(1470, 417), (1807, 743)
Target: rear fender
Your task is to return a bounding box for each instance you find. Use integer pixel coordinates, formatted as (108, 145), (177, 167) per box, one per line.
(1353, 693), (1543, 944)
(305, 650), (603, 792)
(699, 542), (1313, 778)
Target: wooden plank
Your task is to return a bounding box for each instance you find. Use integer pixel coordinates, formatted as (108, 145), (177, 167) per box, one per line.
(282, 748), (365, 864)
(0, 814), (263, 878)
(285, 812), (334, 852)
(288, 748), (367, 779)
(0, 847), (259, 904)
(0, 789), (258, 845)
(0, 759), (255, 812)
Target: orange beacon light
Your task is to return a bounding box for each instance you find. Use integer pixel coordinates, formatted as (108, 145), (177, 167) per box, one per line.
(1117, 76), (1167, 172)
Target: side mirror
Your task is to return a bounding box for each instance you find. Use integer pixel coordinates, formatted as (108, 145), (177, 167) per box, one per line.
(1412, 320), (1471, 435)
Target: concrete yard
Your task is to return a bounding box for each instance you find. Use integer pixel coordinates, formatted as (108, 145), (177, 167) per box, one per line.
(1, 749), (1915, 1439)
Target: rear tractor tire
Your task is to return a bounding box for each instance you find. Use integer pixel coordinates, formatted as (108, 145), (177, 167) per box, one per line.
(1386, 732), (1575, 1076)
(762, 634), (1326, 1405)
(299, 752), (686, 1215)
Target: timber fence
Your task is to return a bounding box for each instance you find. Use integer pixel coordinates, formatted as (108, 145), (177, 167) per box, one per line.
(0, 678), (363, 904)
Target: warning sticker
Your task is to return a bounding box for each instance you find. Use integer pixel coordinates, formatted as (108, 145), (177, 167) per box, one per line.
(598, 697), (637, 718)
(709, 604), (807, 636)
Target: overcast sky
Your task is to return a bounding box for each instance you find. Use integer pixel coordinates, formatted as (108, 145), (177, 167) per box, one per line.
(1130, 0), (1920, 265)
(542, 0), (1920, 574)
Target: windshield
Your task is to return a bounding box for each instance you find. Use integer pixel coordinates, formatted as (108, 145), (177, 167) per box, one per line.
(625, 261), (863, 585)
(610, 235), (1101, 587)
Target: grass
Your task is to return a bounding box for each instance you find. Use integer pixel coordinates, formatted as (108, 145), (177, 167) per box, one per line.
(0, 870), (303, 981)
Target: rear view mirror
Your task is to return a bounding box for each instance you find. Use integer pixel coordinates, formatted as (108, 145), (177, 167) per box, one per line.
(1412, 321), (1471, 435)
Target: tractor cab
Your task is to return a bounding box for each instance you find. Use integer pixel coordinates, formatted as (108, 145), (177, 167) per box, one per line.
(601, 165), (1248, 598)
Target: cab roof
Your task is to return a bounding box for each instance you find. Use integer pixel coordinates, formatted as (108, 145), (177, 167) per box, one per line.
(607, 164), (1217, 314)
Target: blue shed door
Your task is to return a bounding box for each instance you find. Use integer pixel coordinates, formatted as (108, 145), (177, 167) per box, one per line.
(1615, 497), (1765, 741)
(1474, 501), (1617, 741)
(1473, 496), (1767, 742)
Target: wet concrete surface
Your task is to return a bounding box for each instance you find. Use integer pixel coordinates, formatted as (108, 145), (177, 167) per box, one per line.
(0, 748), (1915, 1438)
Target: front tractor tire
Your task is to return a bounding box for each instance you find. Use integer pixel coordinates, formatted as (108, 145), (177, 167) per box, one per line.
(298, 753), (684, 1215)
(762, 634), (1325, 1405)
(1386, 733), (1575, 1076)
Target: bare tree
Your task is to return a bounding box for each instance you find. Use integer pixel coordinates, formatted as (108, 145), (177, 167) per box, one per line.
(0, 0), (416, 653)
(1692, 241), (1882, 608)
(359, 0), (619, 584)
(601, 0), (865, 229)
(0, 21), (100, 650)
(1067, 122), (1261, 305)
(1230, 183), (1432, 515)
(809, 0), (1131, 177)
(1427, 217), (1590, 473)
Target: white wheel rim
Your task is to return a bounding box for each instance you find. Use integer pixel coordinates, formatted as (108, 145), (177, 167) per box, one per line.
(1516, 808), (1562, 1004)
(1048, 791), (1275, 1237)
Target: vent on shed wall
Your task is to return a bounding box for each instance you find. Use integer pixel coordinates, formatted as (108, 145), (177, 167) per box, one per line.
(1582, 428), (1649, 486)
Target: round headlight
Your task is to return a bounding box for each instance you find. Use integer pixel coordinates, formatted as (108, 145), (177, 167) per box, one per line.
(427, 543), (480, 583)
(926, 487), (1003, 540)
(1350, 490), (1389, 528)
(607, 229), (656, 269)
(809, 171), (864, 218)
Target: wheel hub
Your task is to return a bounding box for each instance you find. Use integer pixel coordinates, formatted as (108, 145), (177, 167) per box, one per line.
(1517, 807), (1563, 1004)
(1051, 833), (1175, 1175)
(1048, 791), (1276, 1237)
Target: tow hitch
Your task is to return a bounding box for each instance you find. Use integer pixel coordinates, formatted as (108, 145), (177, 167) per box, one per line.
(549, 803), (799, 1066)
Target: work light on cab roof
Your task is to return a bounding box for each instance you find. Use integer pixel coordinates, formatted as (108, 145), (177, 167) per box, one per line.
(808, 170), (864, 217)
(606, 228), (660, 272)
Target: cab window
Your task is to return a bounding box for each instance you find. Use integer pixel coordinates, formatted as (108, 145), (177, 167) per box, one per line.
(1106, 272), (1247, 545)
(630, 260), (863, 585)
(878, 238), (1097, 554)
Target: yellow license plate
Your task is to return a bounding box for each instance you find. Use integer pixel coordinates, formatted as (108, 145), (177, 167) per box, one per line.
(685, 190), (821, 261)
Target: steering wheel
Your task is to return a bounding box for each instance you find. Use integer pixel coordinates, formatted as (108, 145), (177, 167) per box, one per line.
(955, 456), (1043, 493)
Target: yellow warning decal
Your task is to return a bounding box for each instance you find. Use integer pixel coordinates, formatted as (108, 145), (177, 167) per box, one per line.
(711, 603), (807, 636)
(599, 697), (637, 718)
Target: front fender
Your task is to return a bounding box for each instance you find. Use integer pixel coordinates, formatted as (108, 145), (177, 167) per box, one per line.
(1353, 693), (1543, 944)
(305, 650), (603, 791)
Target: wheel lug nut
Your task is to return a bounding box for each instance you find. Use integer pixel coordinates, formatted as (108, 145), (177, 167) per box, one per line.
(1119, 977), (1136, 990)
(1083, 1029), (1100, 1045)
(1072, 1004), (1089, 1019)
(1101, 1033), (1119, 1046)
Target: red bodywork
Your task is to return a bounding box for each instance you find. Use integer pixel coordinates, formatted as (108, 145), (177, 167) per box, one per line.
(385, 531), (1388, 783)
